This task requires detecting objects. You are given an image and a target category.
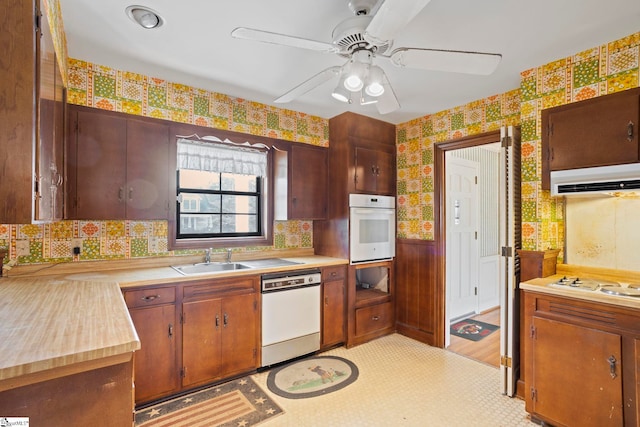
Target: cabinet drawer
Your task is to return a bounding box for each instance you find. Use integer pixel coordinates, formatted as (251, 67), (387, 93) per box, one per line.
(355, 301), (393, 336)
(124, 286), (175, 308)
(183, 277), (257, 300)
(322, 265), (346, 281)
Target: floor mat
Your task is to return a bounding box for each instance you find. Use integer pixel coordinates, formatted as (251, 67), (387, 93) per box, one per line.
(135, 376), (284, 426)
(450, 319), (499, 341)
(266, 355), (358, 399)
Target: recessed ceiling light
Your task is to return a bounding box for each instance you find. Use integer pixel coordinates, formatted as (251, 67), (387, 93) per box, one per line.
(125, 5), (163, 29)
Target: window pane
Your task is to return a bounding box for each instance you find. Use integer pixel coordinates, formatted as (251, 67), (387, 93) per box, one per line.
(179, 170), (220, 190)
(221, 173), (257, 192)
(180, 214), (221, 234)
(221, 195), (257, 214)
(179, 194), (221, 213)
(221, 214), (257, 233)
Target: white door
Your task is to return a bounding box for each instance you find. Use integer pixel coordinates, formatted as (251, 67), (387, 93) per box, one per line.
(446, 155), (479, 322)
(499, 126), (521, 397)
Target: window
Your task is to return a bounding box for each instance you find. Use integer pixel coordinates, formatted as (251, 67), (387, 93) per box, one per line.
(175, 138), (270, 244)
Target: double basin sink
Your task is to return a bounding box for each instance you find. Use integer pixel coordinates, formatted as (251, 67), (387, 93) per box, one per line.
(171, 258), (302, 276)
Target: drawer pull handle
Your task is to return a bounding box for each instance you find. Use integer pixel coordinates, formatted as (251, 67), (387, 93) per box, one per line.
(141, 294), (160, 301)
(628, 121), (634, 142)
(608, 355), (617, 379)
(224, 313), (228, 327)
(331, 272), (337, 277)
(372, 316), (380, 321)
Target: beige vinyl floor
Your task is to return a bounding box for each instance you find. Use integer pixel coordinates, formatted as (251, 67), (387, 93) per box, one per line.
(252, 333), (535, 426)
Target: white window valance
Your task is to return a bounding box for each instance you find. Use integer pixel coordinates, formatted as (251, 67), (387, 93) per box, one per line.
(177, 136), (267, 176)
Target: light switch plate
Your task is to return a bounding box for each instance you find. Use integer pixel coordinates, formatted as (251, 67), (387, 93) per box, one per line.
(16, 239), (30, 256)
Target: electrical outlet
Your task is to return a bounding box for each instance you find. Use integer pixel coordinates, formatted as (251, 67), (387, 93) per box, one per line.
(71, 238), (83, 255)
(16, 239), (30, 256)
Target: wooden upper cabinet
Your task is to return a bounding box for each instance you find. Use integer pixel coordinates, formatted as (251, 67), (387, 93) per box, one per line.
(0, 0), (66, 223)
(289, 144), (328, 219)
(67, 107), (127, 219)
(66, 105), (170, 220)
(541, 87), (640, 189)
(354, 146), (394, 195)
(125, 118), (170, 220)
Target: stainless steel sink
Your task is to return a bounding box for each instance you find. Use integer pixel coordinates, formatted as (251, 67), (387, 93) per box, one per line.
(171, 262), (253, 275)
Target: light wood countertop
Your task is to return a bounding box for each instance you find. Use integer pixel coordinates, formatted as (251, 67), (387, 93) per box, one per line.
(0, 277), (140, 391)
(0, 253), (347, 391)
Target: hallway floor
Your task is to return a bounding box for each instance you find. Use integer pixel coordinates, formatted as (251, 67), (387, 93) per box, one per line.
(447, 308), (501, 367)
(252, 333), (535, 426)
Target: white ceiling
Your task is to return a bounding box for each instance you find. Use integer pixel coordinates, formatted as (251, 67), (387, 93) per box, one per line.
(58, 0), (640, 124)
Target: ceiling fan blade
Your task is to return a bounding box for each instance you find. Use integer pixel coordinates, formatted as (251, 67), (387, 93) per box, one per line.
(274, 66), (342, 103)
(231, 27), (338, 53)
(364, 0), (432, 46)
(375, 74), (400, 114)
(390, 48), (502, 75)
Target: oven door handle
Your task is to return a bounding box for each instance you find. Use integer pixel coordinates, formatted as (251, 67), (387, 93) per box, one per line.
(351, 208), (395, 215)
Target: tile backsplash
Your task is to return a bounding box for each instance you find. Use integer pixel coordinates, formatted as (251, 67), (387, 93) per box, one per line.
(0, 220), (312, 265)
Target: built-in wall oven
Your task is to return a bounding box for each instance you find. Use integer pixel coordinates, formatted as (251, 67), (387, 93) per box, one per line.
(349, 194), (396, 264)
(261, 269), (321, 367)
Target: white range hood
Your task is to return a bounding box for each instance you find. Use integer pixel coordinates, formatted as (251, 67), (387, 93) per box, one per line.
(550, 163), (640, 197)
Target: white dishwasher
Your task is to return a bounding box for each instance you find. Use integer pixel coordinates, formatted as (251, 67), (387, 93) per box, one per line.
(261, 269), (321, 367)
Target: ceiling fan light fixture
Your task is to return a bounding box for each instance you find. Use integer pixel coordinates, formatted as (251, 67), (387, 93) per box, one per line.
(365, 65), (385, 96)
(343, 60), (365, 92)
(126, 5), (163, 29)
(332, 74), (352, 103)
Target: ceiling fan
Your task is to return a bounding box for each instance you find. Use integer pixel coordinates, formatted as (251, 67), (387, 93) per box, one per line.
(231, 0), (502, 114)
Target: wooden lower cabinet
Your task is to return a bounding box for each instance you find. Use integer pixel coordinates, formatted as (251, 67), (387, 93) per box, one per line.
(322, 266), (346, 348)
(182, 292), (258, 388)
(523, 290), (639, 426)
(124, 276), (259, 406)
(129, 304), (179, 403)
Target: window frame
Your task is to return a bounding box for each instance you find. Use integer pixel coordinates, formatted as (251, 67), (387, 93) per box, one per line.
(176, 171), (263, 239)
(168, 126), (278, 251)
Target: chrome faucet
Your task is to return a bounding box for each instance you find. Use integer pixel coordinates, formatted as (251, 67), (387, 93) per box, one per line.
(204, 248), (211, 264)
(226, 248), (232, 263)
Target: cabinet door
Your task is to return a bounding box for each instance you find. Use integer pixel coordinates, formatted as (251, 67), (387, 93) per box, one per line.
(182, 298), (222, 388)
(129, 304), (179, 403)
(289, 144), (328, 219)
(322, 279), (345, 348)
(355, 146), (378, 193)
(68, 107), (127, 219)
(531, 316), (623, 426)
(375, 150), (395, 195)
(126, 118), (170, 220)
(544, 89), (640, 173)
(220, 293), (258, 376)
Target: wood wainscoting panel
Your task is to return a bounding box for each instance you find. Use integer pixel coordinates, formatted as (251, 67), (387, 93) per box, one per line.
(395, 239), (441, 346)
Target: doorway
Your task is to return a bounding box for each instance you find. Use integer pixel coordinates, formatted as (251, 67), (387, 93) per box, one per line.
(445, 145), (501, 365)
(434, 127), (521, 396)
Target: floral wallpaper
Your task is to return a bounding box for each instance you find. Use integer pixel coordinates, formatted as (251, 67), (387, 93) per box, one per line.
(395, 89), (521, 240)
(395, 30), (640, 254)
(66, 60), (329, 147)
